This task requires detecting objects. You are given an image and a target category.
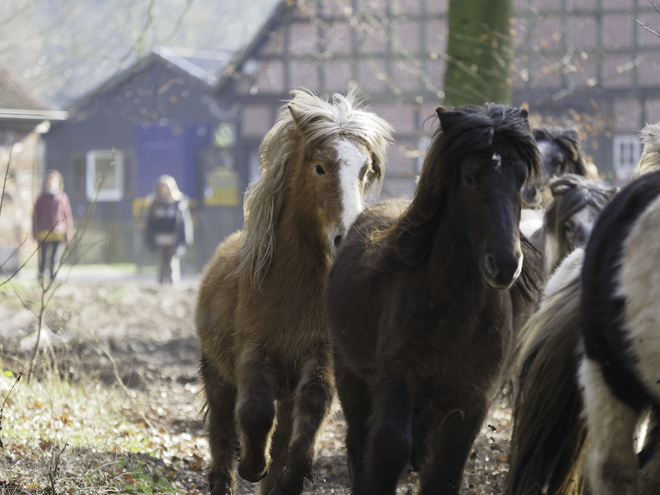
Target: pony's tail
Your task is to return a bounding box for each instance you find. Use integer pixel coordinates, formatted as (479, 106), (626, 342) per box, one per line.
(506, 251), (587, 495)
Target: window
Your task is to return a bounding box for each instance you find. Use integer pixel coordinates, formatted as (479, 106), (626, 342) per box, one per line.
(613, 135), (642, 181)
(86, 150), (124, 201)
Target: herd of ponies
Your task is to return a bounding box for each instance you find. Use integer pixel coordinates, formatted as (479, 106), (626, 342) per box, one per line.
(193, 88), (660, 495)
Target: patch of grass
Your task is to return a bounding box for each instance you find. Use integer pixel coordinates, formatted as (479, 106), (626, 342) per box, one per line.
(116, 457), (176, 494)
(0, 368), (208, 494)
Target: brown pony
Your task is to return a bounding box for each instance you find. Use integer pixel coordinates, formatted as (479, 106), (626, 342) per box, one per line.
(325, 104), (544, 495)
(195, 89), (392, 495)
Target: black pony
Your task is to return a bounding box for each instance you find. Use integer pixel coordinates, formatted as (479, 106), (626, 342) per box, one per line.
(325, 104), (544, 495)
(523, 127), (598, 208)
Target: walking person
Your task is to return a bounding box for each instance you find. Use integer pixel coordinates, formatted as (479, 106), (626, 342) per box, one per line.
(144, 175), (193, 284)
(32, 170), (74, 283)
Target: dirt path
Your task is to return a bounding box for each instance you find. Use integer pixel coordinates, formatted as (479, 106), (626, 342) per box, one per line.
(0, 279), (512, 494)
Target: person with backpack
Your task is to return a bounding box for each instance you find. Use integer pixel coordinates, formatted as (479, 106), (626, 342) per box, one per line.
(144, 175), (193, 284)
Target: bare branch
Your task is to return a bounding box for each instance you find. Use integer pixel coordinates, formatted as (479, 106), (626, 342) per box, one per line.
(0, 136), (15, 219)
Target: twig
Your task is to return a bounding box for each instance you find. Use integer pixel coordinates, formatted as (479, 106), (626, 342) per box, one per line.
(135, 0), (157, 57)
(46, 441), (68, 495)
(0, 136), (15, 219)
(95, 342), (156, 431)
(0, 371), (23, 449)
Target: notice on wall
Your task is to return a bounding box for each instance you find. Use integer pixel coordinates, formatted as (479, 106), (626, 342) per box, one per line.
(204, 166), (239, 206)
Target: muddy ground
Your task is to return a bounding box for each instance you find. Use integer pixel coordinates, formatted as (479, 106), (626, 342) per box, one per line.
(0, 278), (513, 494)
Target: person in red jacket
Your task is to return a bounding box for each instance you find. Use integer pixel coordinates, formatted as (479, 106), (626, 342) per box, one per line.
(32, 170), (74, 282)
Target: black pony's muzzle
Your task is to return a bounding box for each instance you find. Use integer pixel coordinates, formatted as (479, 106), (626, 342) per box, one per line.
(481, 250), (524, 289)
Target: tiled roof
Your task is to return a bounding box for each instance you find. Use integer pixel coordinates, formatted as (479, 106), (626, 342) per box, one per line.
(67, 47), (234, 115)
(156, 47), (234, 87)
(0, 65), (52, 111)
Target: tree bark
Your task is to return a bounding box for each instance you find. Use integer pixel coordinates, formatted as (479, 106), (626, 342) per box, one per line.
(443, 0), (514, 107)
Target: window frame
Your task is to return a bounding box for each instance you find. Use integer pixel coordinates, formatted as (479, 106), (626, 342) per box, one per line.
(613, 134), (642, 181)
(86, 149), (124, 202)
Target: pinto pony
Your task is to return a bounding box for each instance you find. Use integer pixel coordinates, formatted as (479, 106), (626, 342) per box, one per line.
(195, 89), (392, 495)
(529, 174), (616, 275)
(325, 104), (544, 495)
(506, 123), (660, 495)
(523, 127), (598, 208)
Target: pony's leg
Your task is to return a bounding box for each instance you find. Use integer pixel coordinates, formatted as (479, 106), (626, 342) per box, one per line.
(258, 398), (294, 495)
(353, 373), (413, 495)
(334, 358), (371, 483)
(418, 400), (489, 495)
(269, 353), (334, 495)
(200, 354), (238, 495)
(236, 349), (277, 483)
(411, 405), (435, 472)
(580, 357), (639, 495)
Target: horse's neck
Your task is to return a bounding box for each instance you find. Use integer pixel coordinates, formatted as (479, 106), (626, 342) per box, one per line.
(270, 206), (330, 280)
(428, 216), (483, 296)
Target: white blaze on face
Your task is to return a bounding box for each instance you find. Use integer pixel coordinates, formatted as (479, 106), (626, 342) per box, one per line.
(536, 140), (551, 162)
(336, 138), (370, 233)
(544, 231), (561, 276)
(492, 152), (502, 172)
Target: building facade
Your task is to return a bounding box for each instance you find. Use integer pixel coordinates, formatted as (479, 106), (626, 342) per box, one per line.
(44, 48), (244, 268)
(0, 65), (67, 273)
(217, 0), (658, 202)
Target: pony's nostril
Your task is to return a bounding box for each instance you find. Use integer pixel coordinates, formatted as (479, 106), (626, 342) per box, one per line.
(484, 254), (498, 278)
(333, 235), (343, 248)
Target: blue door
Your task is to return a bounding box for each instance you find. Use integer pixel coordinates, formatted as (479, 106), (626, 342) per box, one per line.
(135, 122), (210, 199)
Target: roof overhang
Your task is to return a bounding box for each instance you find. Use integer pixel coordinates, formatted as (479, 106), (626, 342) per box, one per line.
(0, 109), (68, 133)
(0, 109), (68, 121)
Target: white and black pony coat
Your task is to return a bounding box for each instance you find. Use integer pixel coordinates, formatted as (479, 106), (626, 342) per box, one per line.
(506, 169), (660, 495)
(579, 169), (660, 495)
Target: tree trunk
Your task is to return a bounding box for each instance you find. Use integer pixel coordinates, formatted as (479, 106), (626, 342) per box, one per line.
(443, 0), (514, 107)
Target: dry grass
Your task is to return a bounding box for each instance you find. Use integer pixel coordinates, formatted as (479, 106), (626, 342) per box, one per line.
(0, 364), (209, 495)
(0, 278), (515, 495)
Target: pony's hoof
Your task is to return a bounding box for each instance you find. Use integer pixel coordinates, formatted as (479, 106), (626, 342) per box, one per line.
(208, 473), (234, 495)
(210, 484), (233, 495)
(238, 463), (269, 483)
(267, 481), (303, 495)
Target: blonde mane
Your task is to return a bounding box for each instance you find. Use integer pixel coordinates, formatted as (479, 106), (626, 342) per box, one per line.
(632, 123), (660, 178)
(235, 88), (393, 286)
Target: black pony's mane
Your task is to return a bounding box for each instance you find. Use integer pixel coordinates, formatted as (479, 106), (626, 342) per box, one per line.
(371, 104), (540, 272)
(545, 174), (617, 237)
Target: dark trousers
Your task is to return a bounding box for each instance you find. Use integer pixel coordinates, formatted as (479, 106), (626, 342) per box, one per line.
(155, 245), (180, 284)
(38, 240), (62, 280)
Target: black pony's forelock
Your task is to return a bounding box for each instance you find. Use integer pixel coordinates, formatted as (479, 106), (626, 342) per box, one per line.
(430, 104), (540, 183)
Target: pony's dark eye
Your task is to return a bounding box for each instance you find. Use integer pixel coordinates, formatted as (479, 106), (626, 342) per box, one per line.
(564, 223), (573, 235)
(315, 164), (325, 176)
(463, 172), (475, 186)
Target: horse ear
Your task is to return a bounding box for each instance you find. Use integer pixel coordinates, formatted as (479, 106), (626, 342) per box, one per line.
(549, 177), (576, 197)
(557, 129), (582, 162)
(288, 104), (305, 128)
(370, 152), (383, 182)
(436, 106), (455, 131)
(561, 129), (580, 142)
(533, 128), (548, 141)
